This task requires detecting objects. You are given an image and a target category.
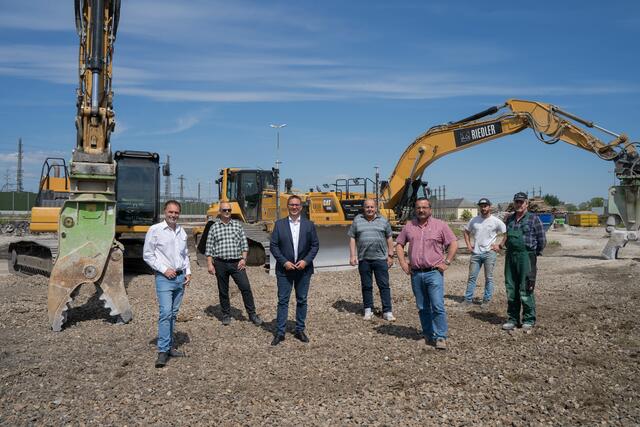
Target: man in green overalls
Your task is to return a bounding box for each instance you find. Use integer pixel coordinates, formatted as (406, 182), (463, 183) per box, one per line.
(498, 192), (546, 332)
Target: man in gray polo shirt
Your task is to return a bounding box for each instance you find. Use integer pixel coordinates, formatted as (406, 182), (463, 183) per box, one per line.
(348, 199), (396, 321)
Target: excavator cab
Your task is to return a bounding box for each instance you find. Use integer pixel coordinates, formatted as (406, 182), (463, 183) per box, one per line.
(114, 151), (160, 228)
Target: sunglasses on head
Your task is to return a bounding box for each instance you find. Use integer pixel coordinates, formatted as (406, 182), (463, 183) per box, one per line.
(221, 208), (232, 213)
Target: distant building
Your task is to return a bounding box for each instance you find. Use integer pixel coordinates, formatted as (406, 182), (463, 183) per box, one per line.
(430, 198), (477, 220)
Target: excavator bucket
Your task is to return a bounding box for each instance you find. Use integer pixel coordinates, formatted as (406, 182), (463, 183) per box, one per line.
(48, 198), (131, 331)
(269, 224), (354, 275)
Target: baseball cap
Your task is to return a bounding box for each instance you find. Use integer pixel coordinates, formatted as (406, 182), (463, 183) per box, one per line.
(513, 192), (528, 201)
(477, 198), (491, 206)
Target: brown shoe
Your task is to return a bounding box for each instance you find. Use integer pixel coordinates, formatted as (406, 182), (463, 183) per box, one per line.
(435, 338), (447, 350)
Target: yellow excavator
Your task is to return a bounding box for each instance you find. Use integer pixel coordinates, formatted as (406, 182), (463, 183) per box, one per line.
(6, 0), (162, 331)
(375, 99), (639, 259)
(9, 151), (160, 277)
(195, 100), (639, 270)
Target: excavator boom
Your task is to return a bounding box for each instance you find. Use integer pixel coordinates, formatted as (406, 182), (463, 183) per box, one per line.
(47, 0), (129, 331)
(381, 99), (639, 258)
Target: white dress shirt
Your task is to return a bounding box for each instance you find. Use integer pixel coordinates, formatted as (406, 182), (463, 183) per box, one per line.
(143, 220), (191, 275)
(288, 216), (301, 262)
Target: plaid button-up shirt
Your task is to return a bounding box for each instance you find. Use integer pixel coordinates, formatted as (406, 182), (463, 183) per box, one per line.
(506, 211), (546, 255)
(205, 218), (249, 260)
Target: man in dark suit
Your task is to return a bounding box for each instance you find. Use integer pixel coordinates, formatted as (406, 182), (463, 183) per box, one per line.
(269, 194), (320, 346)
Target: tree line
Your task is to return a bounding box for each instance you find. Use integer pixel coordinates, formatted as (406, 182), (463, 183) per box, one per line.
(542, 194), (604, 212)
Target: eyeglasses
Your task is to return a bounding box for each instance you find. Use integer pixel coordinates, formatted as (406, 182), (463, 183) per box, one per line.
(288, 204), (301, 207)
(220, 209), (232, 213)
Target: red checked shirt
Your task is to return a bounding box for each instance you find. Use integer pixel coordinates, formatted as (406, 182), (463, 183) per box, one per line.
(396, 217), (456, 269)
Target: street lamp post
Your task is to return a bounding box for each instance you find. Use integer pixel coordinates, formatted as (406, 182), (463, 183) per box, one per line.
(270, 123), (287, 219)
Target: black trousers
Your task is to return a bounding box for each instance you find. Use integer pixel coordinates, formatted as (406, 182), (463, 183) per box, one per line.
(213, 258), (257, 316)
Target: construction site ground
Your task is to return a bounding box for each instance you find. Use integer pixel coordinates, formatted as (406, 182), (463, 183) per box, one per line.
(1, 226), (639, 425)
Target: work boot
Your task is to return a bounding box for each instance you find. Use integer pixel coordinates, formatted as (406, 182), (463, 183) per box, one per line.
(249, 313), (263, 326)
(435, 338), (447, 351)
(155, 352), (169, 368)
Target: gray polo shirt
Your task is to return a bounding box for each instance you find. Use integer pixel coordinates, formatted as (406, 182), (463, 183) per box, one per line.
(347, 214), (393, 260)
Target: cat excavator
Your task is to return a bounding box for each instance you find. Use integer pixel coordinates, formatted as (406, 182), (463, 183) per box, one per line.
(10, 0), (153, 332)
(377, 99), (639, 259)
(195, 100), (638, 270)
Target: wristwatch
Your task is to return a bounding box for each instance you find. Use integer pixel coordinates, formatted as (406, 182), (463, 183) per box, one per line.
(444, 259), (451, 265)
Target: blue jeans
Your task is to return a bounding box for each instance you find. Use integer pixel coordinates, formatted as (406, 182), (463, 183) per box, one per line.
(276, 270), (312, 335)
(464, 251), (497, 303)
(155, 272), (186, 353)
(358, 259), (392, 313)
(411, 270), (447, 340)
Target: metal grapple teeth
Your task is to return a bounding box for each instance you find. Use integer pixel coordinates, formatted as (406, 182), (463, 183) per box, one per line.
(96, 247), (132, 324)
(48, 280), (86, 331)
(48, 242), (131, 331)
(602, 230), (627, 260)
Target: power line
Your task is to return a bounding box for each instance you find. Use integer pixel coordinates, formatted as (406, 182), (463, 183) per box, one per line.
(16, 138), (23, 192)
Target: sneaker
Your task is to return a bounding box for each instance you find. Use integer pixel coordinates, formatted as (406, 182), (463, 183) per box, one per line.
(363, 308), (373, 321)
(435, 338), (447, 350)
(383, 312), (396, 322)
(222, 315), (232, 326)
(502, 321), (516, 331)
(522, 323), (534, 332)
(461, 300), (473, 308)
(249, 313), (263, 326)
(479, 301), (490, 310)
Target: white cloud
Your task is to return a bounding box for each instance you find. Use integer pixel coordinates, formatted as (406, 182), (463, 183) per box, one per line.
(0, 2), (68, 31)
(1, 1), (639, 105)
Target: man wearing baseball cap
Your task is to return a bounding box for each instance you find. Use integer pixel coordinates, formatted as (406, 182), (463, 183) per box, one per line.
(497, 192), (546, 332)
(462, 197), (506, 309)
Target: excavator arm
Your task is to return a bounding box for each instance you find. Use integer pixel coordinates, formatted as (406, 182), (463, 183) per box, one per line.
(381, 99), (639, 258)
(48, 0), (130, 331)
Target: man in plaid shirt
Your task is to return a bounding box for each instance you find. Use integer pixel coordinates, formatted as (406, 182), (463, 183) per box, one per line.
(498, 192), (546, 332)
(206, 201), (263, 326)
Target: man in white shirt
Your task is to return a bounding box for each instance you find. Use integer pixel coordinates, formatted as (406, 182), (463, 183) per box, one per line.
(143, 200), (192, 368)
(462, 198), (506, 309)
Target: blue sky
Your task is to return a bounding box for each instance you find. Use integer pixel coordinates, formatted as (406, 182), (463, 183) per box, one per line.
(1, 1), (638, 204)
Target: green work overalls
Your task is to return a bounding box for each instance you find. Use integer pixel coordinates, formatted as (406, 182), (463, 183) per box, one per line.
(504, 213), (537, 325)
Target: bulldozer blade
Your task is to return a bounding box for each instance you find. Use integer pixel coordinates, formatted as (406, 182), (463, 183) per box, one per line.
(96, 246), (132, 323)
(270, 225), (355, 275)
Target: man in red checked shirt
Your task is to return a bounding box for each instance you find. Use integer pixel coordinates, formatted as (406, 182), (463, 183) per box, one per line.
(396, 197), (458, 351)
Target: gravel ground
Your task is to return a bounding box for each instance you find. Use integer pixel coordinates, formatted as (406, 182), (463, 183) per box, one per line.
(1, 227), (639, 425)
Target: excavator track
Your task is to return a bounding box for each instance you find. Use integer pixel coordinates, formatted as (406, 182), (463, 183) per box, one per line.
(242, 223), (272, 267)
(8, 238), (58, 277)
